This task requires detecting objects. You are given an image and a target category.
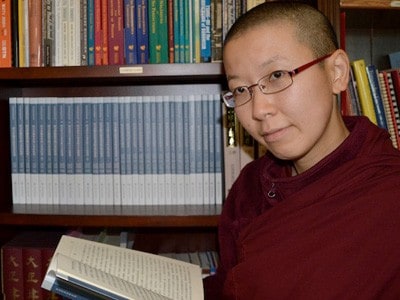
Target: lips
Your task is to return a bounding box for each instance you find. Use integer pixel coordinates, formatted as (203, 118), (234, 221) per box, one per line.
(262, 126), (289, 143)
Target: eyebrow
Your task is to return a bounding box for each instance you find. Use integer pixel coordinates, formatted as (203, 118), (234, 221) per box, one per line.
(225, 55), (286, 82)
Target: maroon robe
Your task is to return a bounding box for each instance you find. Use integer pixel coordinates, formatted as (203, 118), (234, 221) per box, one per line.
(204, 116), (400, 299)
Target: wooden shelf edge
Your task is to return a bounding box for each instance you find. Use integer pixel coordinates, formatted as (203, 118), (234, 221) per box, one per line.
(0, 204), (221, 228)
(340, 0), (400, 9)
(0, 63), (224, 82)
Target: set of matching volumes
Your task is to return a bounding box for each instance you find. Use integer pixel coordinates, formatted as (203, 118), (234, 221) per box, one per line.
(9, 94), (223, 206)
(344, 56), (400, 149)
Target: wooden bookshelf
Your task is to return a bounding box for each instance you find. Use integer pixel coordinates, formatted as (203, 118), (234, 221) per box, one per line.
(340, 0), (400, 9)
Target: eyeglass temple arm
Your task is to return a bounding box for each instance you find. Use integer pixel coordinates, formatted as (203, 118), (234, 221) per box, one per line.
(291, 53), (333, 75)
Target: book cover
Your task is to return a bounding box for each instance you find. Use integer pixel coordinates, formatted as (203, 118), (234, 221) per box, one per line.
(210, 0), (222, 62)
(388, 51), (400, 69)
(94, 0), (102, 65)
(11, 0), (19, 67)
(390, 69), (400, 108)
(167, 0), (174, 63)
(111, 100), (121, 205)
(23, 246), (44, 299)
(87, 0), (95, 65)
(17, 97), (26, 204)
(0, 0), (12, 67)
(385, 71), (400, 146)
(108, 0), (124, 65)
(42, 235), (204, 300)
(18, 0), (29, 66)
(80, 0), (88, 66)
(1, 237), (24, 299)
(366, 64), (388, 129)
(42, 0), (55, 66)
(9, 98), (19, 204)
(351, 59), (378, 125)
(124, 0), (137, 64)
(135, 0), (148, 63)
(28, 0), (42, 66)
(200, 0), (211, 62)
(101, 0), (109, 65)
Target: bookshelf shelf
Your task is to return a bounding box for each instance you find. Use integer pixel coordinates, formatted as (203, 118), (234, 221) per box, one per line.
(0, 63), (225, 87)
(340, 0), (400, 9)
(0, 204), (221, 227)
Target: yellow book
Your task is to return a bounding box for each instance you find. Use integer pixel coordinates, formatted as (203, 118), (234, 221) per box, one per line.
(351, 59), (378, 125)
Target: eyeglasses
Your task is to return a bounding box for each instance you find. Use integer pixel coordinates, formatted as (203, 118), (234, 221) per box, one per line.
(222, 53), (333, 108)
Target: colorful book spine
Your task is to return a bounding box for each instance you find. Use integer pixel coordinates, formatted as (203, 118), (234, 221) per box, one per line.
(365, 64), (388, 130)
(136, 0), (148, 63)
(94, 0), (102, 65)
(87, 0), (95, 65)
(124, 0), (137, 64)
(351, 59), (378, 125)
(200, 0), (211, 62)
(0, 0), (12, 67)
(1, 241), (24, 299)
(28, 0), (42, 66)
(101, 0), (109, 65)
(80, 0), (88, 65)
(42, 0), (55, 66)
(108, 0), (124, 65)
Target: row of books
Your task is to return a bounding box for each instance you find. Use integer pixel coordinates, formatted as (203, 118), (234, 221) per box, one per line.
(9, 94), (224, 206)
(0, 0), (265, 68)
(2, 229), (218, 300)
(344, 58), (400, 149)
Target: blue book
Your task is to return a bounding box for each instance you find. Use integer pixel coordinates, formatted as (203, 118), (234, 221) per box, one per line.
(142, 97), (152, 203)
(155, 96), (165, 203)
(37, 99), (47, 203)
(52, 99), (60, 204)
(194, 96), (203, 204)
(202, 95), (210, 204)
(58, 100), (67, 204)
(213, 94), (223, 204)
(30, 100), (39, 203)
(74, 98), (84, 204)
(207, 95), (216, 203)
(16, 98), (26, 203)
(169, 99), (177, 201)
(97, 98), (106, 205)
(65, 98), (75, 204)
(124, 0), (138, 64)
(188, 96), (197, 202)
(174, 96), (185, 203)
(136, 0), (149, 64)
(123, 97), (133, 205)
(9, 98), (18, 203)
(366, 64), (388, 130)
(136, 98), (145, 204)
(24, 99), (31, 202)
(150, 98), (158, 203)
(104, 100), (114, 204)
(173, 0), (180, 63)
(91, 98), (100, 203)
(118, 99), (127, 204)
(82, 98), (93, 204)
(111, 100), (121, 205)
(200, 0), (211, 62)
(87, 0), (95, 65)
(182, 97), (190, 201)
(45, 99), (54, 202)
(162, 97), (172, 204)
(130, 97), (139, 205)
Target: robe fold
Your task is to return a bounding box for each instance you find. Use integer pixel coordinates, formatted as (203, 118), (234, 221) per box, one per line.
(204, 116), (400, 299)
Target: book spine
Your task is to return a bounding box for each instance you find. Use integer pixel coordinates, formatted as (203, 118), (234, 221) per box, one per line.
(52, 98), (60, 204)
(200, 0), (211, 62)
(192, 0), (200, 63)
(137, 97), (145, 204)
(386, 72), (400, 146)
(87, 0), (95, 65)
(58, 99), (67, 204)
(9, 98), (19, 203)
(131, 97), (139, 205)
(162, 96), (172, 204)
(30, 99), (39, 203)
(167, 0), (174, 63)
(101, 0), (108, 65)
(23, 98), (31, 203)
(175, 95), (185, 204)
(23, 247), (44, 299)
(194, 95), (203, 204)
(1, 244), (24, 298)
(123, 0), (137, 64)
(202, 95), (210, 204)
(91, 97), (100, 203)
(37, 98), (47, 204)
(82, 98), (93, 204)
(351, 59), (378, 125)
(148, 0), (157, 63)
(150, 97), (158, 204)
(94, 0), (102, 65)
(207, 94), (216, 204)
(18, 0), (28, 66)
(365, 64), (388, 130)
(80, 0), (88, 65)
(42, 0), (54, 66)
(0, 0), (12, 67)
(136, 0), (148, 63)
(45, 98), (53, 203)
(112, 99), (121, 205)
(118, 98), (127, 204)
(213, 94), (223, 204)
(74, 98), (84, 204)
(97, 97), (106, 204)
(173, 0), (180, 62)
(17, 98), (26, 203)
(104, 100), (114, 204)
(65, 98), (75, 204)
(108, 0), (124, 64)
(28, 0), (42, 66)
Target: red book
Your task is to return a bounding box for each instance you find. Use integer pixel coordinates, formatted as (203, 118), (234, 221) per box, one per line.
(94, 0), (102, 65)
(1, 239), (24, 299)
(23, 247), (43, 300)
(0, 0), (12, 67)
(101, 0), (109, 65)
(390, 69), (400, 109)
(108, 0), (124, 65)
(28, 0), (42, 66)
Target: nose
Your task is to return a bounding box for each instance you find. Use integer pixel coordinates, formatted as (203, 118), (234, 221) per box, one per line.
(251, 86), (276, 120)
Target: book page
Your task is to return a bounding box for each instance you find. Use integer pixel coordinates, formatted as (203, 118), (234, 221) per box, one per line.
(43, 235), (204, 300)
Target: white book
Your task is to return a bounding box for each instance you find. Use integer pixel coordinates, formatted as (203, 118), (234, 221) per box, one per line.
(42, 235), (203, 300)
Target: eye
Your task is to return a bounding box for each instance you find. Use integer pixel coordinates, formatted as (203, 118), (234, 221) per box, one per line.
(233, 86), (248, 96)
(269, 70), (287, 81)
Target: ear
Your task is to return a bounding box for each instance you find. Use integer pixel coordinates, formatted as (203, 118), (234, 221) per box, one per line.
(330, 49), (350, 94)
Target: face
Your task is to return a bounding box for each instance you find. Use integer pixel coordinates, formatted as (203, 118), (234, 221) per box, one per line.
(223, 22), (348, 172)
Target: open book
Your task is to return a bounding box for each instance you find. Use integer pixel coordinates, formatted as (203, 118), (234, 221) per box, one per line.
(41, 235), (204, 300)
